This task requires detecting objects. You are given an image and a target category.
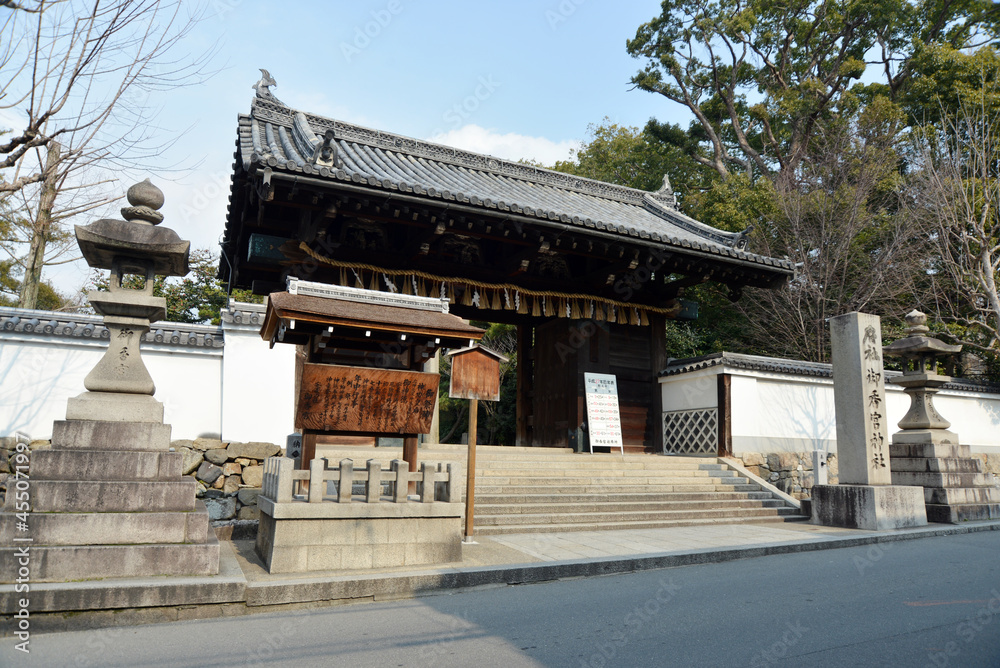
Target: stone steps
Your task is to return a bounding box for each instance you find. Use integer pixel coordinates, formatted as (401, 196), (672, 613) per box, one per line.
(890, 457), (984, 474)
(476, 491), (777, 505)
(13, 479), (199, 513)
(476, 506), (797, 528)
(476, 483), (764, 495)
(926, 503), (1000, 523)
(476, 467), (740, 484)
(0, 505), (212, 545)
(473, 475), (746, 487)
(0, 538), (221, 582)
(476, 498), (789, 515)
(473, 513), (800, 536)
(470, 449), (805, 534)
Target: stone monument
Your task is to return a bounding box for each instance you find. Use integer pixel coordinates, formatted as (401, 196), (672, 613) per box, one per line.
(810, 312), (928, 530)
(883, 310), (1000, 522)
(0, 180), (220, 582)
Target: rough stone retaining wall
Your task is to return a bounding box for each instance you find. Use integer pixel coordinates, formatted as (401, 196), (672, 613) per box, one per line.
(170, 438), (283, 523)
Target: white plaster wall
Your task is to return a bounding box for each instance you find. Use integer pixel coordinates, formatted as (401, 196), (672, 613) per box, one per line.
(0, 337), (222, 440)
(660, 369), (717, 411)
(144, 346), (223, 440)
(660, 365), (1000, 455)
(220, 325), (295, 445)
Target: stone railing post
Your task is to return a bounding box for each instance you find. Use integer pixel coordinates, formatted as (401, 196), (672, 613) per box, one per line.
(443, 463), (454, 503)
(275, 457), (293, 503)
(391, 459), (407, 502)
(366, 460), (382, 503)
(338, 458), (353, 503)
(420, 462), (434, 503)
(309, 457), (326, 503)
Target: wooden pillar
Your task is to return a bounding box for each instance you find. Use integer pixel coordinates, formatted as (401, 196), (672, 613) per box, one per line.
(464, 398), (478, 540)
(649, 314), (668, 453)
(425, 351), (440, 445)
(301, 431), (318, 469)
(516, 324), (533, 447)
(717, 373), (733, 457)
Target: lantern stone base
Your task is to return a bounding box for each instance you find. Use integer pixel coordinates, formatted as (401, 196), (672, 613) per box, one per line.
(810, 484), (928, 531)
(890, 440), (1000, 524)
(66, 391), (164, 423)
(0, 412), (219, 583)
(256, 502), (463, 573)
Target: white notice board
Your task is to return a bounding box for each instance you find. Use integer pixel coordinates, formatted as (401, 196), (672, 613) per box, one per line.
(584, 373), (624, 453)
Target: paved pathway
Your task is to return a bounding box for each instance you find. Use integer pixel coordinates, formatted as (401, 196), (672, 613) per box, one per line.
(483, 521), (892, 562)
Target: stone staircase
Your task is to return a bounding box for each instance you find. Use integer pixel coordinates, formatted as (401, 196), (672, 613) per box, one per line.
(471, 447), (807, 535)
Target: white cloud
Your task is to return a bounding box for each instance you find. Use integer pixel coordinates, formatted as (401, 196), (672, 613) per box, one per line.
(426, 124), (580, 166)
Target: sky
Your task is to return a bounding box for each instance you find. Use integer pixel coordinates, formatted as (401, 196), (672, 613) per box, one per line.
(17, 0), (691, 296)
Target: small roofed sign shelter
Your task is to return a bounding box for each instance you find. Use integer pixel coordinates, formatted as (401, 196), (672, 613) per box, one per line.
(222, 73), (793, 452)
(446, 344), (509, 540)
(260, 278), (484, 476)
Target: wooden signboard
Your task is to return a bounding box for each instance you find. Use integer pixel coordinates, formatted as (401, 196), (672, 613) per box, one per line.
(584, 372), (624, 453)
(296, 363), (439, 434)
(448, 346), (506, 401)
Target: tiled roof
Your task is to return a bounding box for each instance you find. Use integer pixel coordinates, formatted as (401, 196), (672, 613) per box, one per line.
(0, 306), (224, 349)
(235, 92), (794, 275)
(659, 351), (1000, 393)
(262, 291), (485, 342)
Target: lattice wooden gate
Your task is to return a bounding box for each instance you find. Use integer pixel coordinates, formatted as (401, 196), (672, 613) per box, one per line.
(662, 408), (718, 456)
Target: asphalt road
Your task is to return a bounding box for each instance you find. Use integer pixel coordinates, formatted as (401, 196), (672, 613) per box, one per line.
(4, 530), (999, 668)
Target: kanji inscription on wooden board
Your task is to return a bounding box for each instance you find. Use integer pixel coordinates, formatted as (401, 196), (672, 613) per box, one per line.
(296, 363), (439, 434)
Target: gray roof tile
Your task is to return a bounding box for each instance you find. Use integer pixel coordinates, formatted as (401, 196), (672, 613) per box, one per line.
(238, 97), (794, 273)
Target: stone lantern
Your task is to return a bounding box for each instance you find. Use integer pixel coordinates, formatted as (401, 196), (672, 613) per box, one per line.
(0, 180), (219, 583)
(883, 309), (1000, 523)
(68, 179), (189, 421)
(882, 310), (961, 440)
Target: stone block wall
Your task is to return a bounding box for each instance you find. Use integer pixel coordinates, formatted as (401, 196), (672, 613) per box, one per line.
(734, 451), (840, 499)
(257, 513), (463, 573)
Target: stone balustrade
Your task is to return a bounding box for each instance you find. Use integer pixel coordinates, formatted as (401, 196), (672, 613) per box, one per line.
(260, 456), (453, 506)
(256, 457), (463, 573)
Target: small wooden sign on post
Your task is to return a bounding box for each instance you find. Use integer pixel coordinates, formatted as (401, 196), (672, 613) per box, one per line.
(446, 344), (508, 543)
(584, 372), (624, 454)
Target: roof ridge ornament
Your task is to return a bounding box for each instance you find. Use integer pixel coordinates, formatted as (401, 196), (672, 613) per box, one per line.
(310, 128), (339, 168)
(652, 174), (679, 210)
(253, 68), (285, 105)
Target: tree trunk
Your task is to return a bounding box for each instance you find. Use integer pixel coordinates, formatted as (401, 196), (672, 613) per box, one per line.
(19, 141), (61, 310)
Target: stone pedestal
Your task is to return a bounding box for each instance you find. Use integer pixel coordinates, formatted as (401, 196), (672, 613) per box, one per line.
(811, 484), (927, 531)
(0, 420), (219, 582)
(890, 440), (1000, 523)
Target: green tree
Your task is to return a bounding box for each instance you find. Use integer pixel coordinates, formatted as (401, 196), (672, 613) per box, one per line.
(626, 0), (1000, 179)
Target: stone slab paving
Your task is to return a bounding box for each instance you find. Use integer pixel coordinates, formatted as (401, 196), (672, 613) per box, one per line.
(488, 521), (929, 562)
